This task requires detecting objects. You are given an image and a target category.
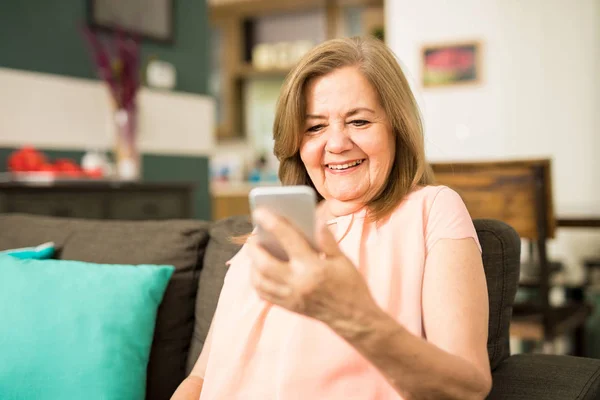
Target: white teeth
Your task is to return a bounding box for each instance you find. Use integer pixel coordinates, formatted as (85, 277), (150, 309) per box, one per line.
(327, 159), (363, 170)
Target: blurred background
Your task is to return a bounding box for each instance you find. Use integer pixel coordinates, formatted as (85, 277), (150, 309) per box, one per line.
(0, 0), (599, 358)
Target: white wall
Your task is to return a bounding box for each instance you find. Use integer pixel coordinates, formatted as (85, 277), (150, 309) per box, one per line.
(387, 0), (600, 278)
(0, 68), (215, 155)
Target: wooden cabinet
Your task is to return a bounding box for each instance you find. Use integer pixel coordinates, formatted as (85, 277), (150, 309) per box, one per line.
(6, 192), (105, 219)
(211, 182), (280, 220)
(0, 182), (195, 220)
(212, 194), (251, 220)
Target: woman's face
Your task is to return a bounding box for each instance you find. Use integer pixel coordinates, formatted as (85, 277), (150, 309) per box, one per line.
(300, 66), (395, 216)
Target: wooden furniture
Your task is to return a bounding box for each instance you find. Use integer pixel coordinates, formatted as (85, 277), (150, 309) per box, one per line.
(557, 213), (600, 289)
(211, 181), (281, 220)
(558, 216), (600, 228)
(431, 159), (592, 355)
(211, 184), (251, 220)
(0, 181), (195, 220)
(208, 0), (385, 142)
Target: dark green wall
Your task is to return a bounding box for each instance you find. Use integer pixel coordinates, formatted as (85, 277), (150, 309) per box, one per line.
(142, 153), (211, 221)
(0, 0), (209, 95)
(0, 2), (213, 218)
(0, 148), (212, 221)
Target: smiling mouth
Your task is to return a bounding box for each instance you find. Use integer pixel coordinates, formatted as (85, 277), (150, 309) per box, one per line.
(326, 159), (365, 171)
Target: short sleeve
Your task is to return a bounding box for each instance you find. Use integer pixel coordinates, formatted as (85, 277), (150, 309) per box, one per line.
(424, 187), (481, 254)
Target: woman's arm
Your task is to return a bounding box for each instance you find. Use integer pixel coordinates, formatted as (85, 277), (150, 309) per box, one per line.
(170, 321), (214, 400)
(248, 209), (491, 400)
(330, 238), (491, 400)
(169, 376), (203, 400)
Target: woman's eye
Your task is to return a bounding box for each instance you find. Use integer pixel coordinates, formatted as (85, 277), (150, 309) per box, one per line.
(307, 124), (325, 133)
(349, 120), (369, 127)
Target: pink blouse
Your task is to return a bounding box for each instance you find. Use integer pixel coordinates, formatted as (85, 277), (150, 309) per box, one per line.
(199, 185), (480, 399)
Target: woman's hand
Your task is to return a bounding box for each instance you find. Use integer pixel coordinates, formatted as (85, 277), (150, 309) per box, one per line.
(248, 208), (491, 399)
(247, 208), (380, 329)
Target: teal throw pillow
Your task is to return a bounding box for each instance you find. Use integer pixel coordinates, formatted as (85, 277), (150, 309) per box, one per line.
(0, 254), (174, 400)
(1, 242), (55, 259)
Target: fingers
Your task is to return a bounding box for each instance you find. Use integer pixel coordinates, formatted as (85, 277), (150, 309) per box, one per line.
(316, 219), (342, 257)
(315, 201), (342, 257)
(316, 201), (331, 224)
(247, 241), (290, 284)
(250, 266), (291, 301)
(248, 242), (292, 301)
(253, 208), (314, 259)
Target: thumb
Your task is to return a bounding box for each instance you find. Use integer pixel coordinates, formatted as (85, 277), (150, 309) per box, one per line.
(316, 219), (341, 257)
(315, 200), (330, 222)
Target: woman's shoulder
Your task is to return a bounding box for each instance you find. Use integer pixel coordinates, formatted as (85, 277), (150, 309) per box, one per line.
(391, 185), (459, 214)
(406, 185), (451, 201)
(383, 185), (479, 251)
(378, 185), (465, 227)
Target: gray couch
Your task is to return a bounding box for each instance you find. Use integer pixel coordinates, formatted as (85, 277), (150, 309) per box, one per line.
(1, 213), (599, 399)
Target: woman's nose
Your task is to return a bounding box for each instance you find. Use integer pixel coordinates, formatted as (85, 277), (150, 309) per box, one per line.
(325, 124), (353, 154)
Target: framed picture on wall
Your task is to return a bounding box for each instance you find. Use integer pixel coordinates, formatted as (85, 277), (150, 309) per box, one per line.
(421, 41), (482, 88)
(87, 0), (175, 43)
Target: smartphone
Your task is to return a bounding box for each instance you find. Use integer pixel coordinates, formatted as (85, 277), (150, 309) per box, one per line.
(249, 185), (317, 261)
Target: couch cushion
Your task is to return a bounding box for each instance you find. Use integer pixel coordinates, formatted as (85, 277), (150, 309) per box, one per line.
(186, 216), (252, 373)
(488, 354), (600, 400)
(0, 254), (174, 400)
(0, 241), (55, 259)
(0, 213), (211, 400)
(474, 219), (521, 370)
(0, 213), (72, 251)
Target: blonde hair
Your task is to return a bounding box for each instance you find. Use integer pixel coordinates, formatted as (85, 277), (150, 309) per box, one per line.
(273, 36), (433, 222)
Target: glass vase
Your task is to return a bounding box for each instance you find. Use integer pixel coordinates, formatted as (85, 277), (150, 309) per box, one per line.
(113, 107), (140, 181)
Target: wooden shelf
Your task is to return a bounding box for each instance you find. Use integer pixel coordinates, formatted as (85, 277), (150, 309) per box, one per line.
(210, 0), (385, 142)
(210, 0), (384, 20)
(234, 64), (292, 79)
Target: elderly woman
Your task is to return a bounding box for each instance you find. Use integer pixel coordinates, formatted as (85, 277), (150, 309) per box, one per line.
(172, 37), (491, 400)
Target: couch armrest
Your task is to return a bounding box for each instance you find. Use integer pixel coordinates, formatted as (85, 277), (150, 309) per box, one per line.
(488, 354), (600, 400)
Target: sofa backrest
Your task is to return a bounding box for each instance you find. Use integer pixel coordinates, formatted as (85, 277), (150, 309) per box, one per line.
(474, 219), (521, 369)
(186, 216), (252, 373)
(0, 212), (521, 398)
(188, 217), (522, 372)
(0, 213), (211, 400)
